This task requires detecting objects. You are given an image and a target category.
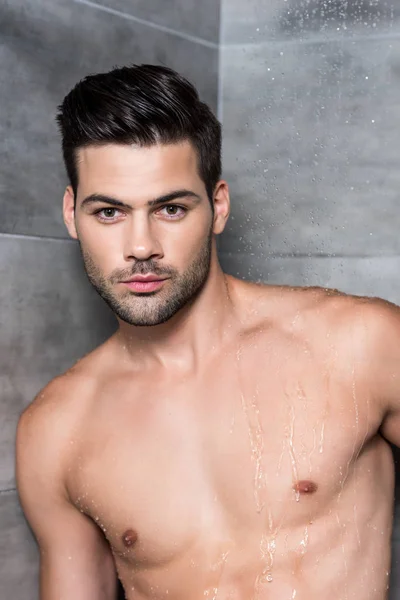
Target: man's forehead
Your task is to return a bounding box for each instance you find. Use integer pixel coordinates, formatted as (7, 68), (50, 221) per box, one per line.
(75, 141), (203, 202)
(76, 140), (198, 174)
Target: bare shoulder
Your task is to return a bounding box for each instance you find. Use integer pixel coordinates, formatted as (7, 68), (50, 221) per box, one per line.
(17, 336), (117, 484)
(20, 332), (118, 418)
(16, 372), (92, 496)
(19, 348), (100, 428)
(288, 285), (400, 352)
(237, 278), (400, 354)
(18, 369), (92, 438)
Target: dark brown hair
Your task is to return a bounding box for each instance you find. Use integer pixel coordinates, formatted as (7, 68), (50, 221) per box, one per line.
(55, 64), (222, 206)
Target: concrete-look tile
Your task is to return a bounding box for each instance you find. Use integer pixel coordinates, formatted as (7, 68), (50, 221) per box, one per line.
(89, 0), (220, 44)
(220, 37), (400, 257)
(0, 490), (39, 600)
(0, 0), (218, 238)
(391, 485), (400, 599)
(0, 235), (117, 490)
(222, 0), (400, 44)
(390, 544), (400, 599)
(219, 253), (400, 306)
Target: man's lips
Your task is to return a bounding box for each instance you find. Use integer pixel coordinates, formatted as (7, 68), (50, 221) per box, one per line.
(121, 276), (169, 292)
(122, 274), (167, 283)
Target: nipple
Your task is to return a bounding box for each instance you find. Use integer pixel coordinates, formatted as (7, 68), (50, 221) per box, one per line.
(122, 529), (138, 548)
(293, 480), (318, 495)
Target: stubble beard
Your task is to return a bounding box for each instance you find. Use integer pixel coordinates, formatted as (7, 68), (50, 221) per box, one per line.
(79, 229), (213, 326)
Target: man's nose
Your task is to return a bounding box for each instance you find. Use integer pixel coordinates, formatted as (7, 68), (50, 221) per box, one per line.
(123, 214), (163, 261)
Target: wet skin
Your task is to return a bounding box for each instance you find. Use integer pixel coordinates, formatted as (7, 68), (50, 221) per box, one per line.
(35, 280), (397, 600)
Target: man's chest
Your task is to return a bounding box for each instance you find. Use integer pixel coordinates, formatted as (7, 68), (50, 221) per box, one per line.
(66, 346), (384, 567)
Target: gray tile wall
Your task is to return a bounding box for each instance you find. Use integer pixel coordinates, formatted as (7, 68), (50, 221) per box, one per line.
(219, 0), (400, 597)
(0, 0), (219, 597)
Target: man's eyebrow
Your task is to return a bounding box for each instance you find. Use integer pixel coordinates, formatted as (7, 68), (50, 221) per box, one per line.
(80, 190), (202, 209)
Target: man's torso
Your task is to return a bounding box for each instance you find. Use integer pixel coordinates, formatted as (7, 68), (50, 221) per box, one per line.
(57, 283), (394, 599)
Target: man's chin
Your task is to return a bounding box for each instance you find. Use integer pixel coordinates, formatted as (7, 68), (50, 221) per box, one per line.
(117, 313), (176, 327)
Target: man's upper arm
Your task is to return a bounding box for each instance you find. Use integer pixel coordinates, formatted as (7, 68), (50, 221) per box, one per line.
(15, 384), (118, 600)
(357, 298), (400, 446)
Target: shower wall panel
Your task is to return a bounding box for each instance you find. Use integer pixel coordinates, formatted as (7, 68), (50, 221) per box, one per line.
(222, 0), (400, 45)
(220, 38), (400, 257)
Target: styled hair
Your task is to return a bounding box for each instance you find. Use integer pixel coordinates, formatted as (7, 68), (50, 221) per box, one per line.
(55, 64), (222, 206)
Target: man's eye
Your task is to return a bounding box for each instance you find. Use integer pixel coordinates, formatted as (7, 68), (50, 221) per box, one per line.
(95, 208), (121, 220)
(159, 205), (187, 218)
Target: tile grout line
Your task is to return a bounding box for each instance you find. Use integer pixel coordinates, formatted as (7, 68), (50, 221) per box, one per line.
(0, 488), (16, 494)
(218, 252), (400, 259)
(72, 0), (218, 49)
(0, 232), (75, 243)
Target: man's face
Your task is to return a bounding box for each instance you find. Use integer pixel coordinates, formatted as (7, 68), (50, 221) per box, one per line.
(66, 141), (216, 326)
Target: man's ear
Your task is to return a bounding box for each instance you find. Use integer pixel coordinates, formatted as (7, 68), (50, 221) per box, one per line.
(212, 180), (230, 235)
(63, 186), (78, 239)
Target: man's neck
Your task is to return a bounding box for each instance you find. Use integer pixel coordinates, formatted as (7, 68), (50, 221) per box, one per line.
(115, 263), (239, 373)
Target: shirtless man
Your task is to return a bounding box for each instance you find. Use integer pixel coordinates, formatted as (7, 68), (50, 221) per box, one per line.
(15, 64), (400, 600)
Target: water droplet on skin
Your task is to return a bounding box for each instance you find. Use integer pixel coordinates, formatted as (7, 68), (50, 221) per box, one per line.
(299, 525), (309, 554)
(309, 427), (317, 470)
(319, 417), (326, 453)
(286, 403), (300, 501)
(238, 350), (267, 513)
(229, 414), (235, 434)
